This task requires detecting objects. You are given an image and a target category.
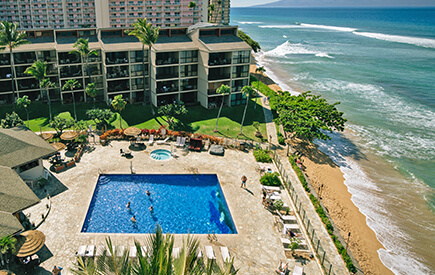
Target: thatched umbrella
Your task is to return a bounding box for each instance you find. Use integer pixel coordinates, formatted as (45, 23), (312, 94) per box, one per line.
(15, 230), (46, 257)
(0, 270), (16, 275)
(39, 133), (53, 141)
(124, 127), (141, 137)
(51, 142), (66, 151)
(60, 131), (79, 141)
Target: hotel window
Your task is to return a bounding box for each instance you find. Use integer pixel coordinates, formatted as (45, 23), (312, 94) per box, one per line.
(232, 65), (249, 78)
(232, 51), (249, 64)
(180, 64), (197, 77)
(180, 50), (197, 63)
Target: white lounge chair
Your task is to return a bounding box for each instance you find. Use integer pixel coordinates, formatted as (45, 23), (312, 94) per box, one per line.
(156, 137), (170, 144)
(281, 237), (307, 248)
(77, 245), (87, 257)
(282, 223), (300, 235)
(175, 136), (181, 146)
(220, 247), (230, 262)
(177, 137), (186, 148)
(276, 211), (297, 223)
(148, 134), (154, 145)
(172, 247), (180, 258)
(116, 246), (125, 257)
(293, 265), (303, 275)
(205, 246), (215, 260)
(86, 245), (95, 257)
(262, 186), (280, 192)
(43, 168), (50, 180)
(95, 246), (105, 256)
(141, 246), (147, 256)
(129, 246), (137, 258)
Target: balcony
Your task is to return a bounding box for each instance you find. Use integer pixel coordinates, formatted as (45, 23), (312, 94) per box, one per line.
(17, 79), (39, 91)
(208, 72), (230, 81)
(0, 68), (12, 80)
(208, 52), (232, 66)
(14, 53), (36, 65)
(108, 79), (130, 93)
(58, 53), (80, 64)
(180, 78), (197, 91)
(156, 67), (178, 80)
(107, 66), (129, 79)
(157, 80), (178, 94)
(106, 52), (129, 65)
(156, 52), (178, 66)
(60, 65), (82, 78)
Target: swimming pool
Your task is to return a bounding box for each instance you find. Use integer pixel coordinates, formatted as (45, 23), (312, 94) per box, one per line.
(150, 149), (171, 160)
(82, 174), (237, 234)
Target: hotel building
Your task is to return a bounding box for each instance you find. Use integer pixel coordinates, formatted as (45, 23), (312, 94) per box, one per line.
(0, 0), (207, 29)
(208, 0), (230, 25)
(0, 24), (251, 108)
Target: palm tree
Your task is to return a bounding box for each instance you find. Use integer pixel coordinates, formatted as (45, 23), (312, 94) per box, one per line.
(254, 66), (266, 109)
(70, 38), (97, 83)
(111, 95), (127, 129)
(85, 82), (98, 108)
(126, 19), (159, 109)
(240, 85), (255, 135)
(17, 95), (31, 128)
(0, 235), (17, 266)
(0, 21), (30, 108)
(62, 79), (81, 121)
(208, 4), (215, 22)
(213, 84), (231, 132)
(24, 60), (54, 120)
(188, 1), (196, 8)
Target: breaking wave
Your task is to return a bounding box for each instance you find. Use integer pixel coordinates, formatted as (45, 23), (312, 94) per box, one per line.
(353, 31), (435, 49)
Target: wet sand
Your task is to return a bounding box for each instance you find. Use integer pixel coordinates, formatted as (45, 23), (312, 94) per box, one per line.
(250, 63), (393, 275)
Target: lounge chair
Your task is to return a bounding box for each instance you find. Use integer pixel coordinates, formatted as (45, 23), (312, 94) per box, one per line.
(282, 223), (300, 235)
(281, 238), (307, 249)
(175, 136), (181, 146)
(77, 245), (87, 257)
(263, 186), (280, 192)
(172, 247), (180, 258)
(177, 137), (186, 148)
(129, 246), (137, 258)
(156, 137), (170, 144)
(220, 247), (230, 262)
(276, 211), (297, 223)
(292, 265), (303, 275)
(205, 246), (215, 260)
(86, 245), (95, 257)
(116, 246), (125, 257)
(148, 134), (154, 145)
(43, 168), (50, 180)
(95, 246), (105, 257)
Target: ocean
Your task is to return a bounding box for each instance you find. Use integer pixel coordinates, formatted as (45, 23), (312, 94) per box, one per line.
(231, 7), (435, 274)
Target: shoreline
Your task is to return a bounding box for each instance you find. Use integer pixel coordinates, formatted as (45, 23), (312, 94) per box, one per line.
(250, 63), (393, 275)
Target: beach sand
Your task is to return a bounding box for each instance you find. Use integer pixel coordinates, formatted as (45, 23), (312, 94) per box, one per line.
(250, 64), (393, 275)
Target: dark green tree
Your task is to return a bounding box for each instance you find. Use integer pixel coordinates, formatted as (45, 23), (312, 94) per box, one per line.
(86, 108), (114, 128)
(85, 82), (98, 108)
(49, 116), (74, 135)
(237, 30), (261, 53)
(157, 101), (188, 130)
(111, 95), (127, 129)
(276, 91), (346, 142)
(1, 111), (23, 128)
(239, 85), (255, 135)
(214, 84), (231, 132)
(16, 95), (31, 127)
(70, 38), (98, 82)
(62, 79), (81, 121)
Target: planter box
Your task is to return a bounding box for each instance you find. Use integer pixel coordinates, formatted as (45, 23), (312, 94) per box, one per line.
(66, 161), (75, 167)
(55, 164), (65, 172)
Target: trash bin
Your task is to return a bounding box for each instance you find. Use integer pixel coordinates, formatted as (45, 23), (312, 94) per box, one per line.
(239, 141), (245, 151)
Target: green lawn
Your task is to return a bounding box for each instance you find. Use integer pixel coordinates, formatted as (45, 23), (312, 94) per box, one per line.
(2, 98), (267, 140)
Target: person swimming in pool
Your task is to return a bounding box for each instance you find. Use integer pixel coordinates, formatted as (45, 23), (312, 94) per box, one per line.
(146, 190), (151, 196)
(131, 215), (136, 223)
(126, 202), (131, 208)
(149, 206), (153, 211)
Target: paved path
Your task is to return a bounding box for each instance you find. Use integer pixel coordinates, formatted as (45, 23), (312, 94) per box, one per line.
(259, 93), (350, 275)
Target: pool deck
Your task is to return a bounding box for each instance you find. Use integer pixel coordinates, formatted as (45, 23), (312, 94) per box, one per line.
(25, 141), (323, 274)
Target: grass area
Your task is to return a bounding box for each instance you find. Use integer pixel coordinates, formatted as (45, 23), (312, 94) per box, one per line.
(1, 98), (267, 140)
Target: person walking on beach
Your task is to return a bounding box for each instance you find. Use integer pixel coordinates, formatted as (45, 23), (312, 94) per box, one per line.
(241, 175), (247, 188)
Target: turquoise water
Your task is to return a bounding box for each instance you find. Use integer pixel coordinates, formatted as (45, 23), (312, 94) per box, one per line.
(232, 8), (435, 274)
(82, 174), (237, 234)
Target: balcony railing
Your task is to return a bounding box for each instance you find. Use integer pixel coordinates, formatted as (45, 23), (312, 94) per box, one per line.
(107, 70), (129, 79)
(156, 58), (178, 66)
(208, 73), (230, 81)
(209, 58), (230, 66)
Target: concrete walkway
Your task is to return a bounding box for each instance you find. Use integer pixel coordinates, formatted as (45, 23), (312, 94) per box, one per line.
(258, 93), (350, 275)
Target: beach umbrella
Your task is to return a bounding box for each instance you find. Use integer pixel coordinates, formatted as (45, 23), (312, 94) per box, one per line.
(0, 270), (15, 275)
(39, 133), (53, 141)
(51, 142), (66, 151)
(60, 131), (79, 141)
(124, 127), (141, 137)
(15, 230), (46, 257)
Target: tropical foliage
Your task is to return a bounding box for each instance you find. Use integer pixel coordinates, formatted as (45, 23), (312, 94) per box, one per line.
(70, 38), (98, 80)
(276, 91), (346, 142)
(17, 95), (31, 127)
(239, 85), (255, 134)
(126, 19), (159, 106)
(260, 172), (282, 186)
(0, 21), (30, 106)
(214, 84), (231, 132)
(49, 116), (74, 135)
(85, 83), (98, 107)
(70, 225), (237, 275)
(254, 66), (266, 108)
(86, 108), (114, 128)
(237, 30), (260, 53)
(157, 102), (188, 130)
(111, 95), (127, 129)
(188, 1), (196, 8)
(62, 79), (81, 121)
(1, 111), (23, 128)
(0, 235), (17, 265)
(253, 149), (272, 163)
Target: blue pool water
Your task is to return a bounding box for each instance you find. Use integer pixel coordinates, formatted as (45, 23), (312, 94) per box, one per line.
(82, 174), (237, 234)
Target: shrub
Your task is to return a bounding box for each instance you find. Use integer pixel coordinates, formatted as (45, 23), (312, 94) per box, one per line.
(260, 172), (281, 186)
(253, 121), (260, 131)
(1, 112), (23, 128)
(253, 149), (272, 163)
(273, 199), (284, 211)
(278, 135), (286, 145)
(289, 154), (309, 192)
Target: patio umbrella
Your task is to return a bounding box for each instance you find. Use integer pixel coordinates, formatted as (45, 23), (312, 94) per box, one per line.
(15, 230), (46, 257)
(60, 131), (79, 141)
(124, 127), (141, 137)
(52, 142), (66, 151)
(39, 133), (53, 141)
(0, 270), (15, 275)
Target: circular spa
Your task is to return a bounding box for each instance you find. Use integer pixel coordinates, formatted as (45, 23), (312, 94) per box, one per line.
(150, 149), (172, 160)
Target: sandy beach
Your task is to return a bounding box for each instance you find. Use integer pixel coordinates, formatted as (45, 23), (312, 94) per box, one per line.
(250, 64), (393, 275)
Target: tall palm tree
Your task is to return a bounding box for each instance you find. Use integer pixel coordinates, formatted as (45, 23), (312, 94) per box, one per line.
(17, 95), (31, 128)
(240, 85), (255, 135)
(254, 66), (266, 109)
(208, 5), (215, 22)
(0, 235), (17, 267)
(111, 95), (127, 129)
(62, 79), (81, 121)
(24, 60), (54, 120)
(85, 82), (98, 108)
(0, 21), (30, 108)
(126, 19), (159, 109)
(70, 38), (97, 84)
(213, 84), (231, 132)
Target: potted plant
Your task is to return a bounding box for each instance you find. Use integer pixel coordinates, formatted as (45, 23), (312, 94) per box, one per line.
(67, 159), (76, 167)
(289, 237), (301, 255)
(253, 121), (262, 138)
(273, 199), (284, 212)
(55, 163), (65, 172)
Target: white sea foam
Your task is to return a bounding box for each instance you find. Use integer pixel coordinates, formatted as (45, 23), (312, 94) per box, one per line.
(353, 31), (435, 49)
(264, 41), (333, 59)
(259, 23), (357, 32)
(283, 35), (287, 38)
(237, 21), (263, 25)
(300, 23), (357, 32)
